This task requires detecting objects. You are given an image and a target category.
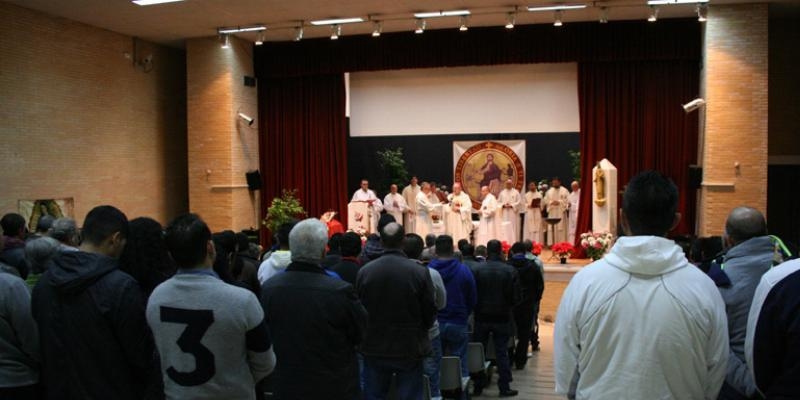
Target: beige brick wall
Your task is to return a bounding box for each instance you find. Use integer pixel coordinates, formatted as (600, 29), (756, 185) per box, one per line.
(186, 36), (259, 233)
(0, 3), (187, 226)
(699, 4), (769, 236)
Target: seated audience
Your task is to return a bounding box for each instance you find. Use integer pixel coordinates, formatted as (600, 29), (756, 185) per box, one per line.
(472, 239), (521, 397)
(356, 222), (436, 400)
(428, 235), (477, 381)
(330, 232), (363, 285)
(554, 171), (728, 399)
(47, 217), (80, 251)
(1, 213), (29, 279)
(746, 258), (800, 399)
(0, 234), (40, 399)
(32, 205), (154, 400)
(261, 218), (366, 399)
(119, 217), (176, 296)
(147, 213), (275, 399)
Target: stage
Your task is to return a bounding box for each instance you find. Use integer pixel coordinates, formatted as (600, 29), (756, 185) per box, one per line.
(538, 250), (592, 322)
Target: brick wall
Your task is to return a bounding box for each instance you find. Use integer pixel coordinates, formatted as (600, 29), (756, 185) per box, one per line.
(186, 36), (259, 233)
(0, 3), (187, 226)
(699, 4), (768, 236)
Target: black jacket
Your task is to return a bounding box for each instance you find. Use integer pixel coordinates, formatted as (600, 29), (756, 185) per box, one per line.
(261, 261), (367, 400)
(31, 251), (153, 400)
(0, 238), (28, 279)
(330, 256), (361, 285)
(507, 255), (544, 305)
(356, 249), (436, 359)
(473, 258), (521, 322)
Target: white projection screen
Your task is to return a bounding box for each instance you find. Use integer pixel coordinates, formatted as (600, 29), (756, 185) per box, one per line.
(348, 63), (579, 137)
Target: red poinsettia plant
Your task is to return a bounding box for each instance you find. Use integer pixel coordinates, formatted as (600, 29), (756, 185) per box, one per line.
(551, 242), (575, 259)
(531, 241), (543, 256)
(501, 241), (512, 256)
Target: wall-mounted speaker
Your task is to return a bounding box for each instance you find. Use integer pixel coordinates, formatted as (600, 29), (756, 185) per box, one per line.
(246, 170), (262, 191)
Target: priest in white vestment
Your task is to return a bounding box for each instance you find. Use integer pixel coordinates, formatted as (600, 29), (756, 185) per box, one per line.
(445, 182), (473, 244)
(523, 182), (544, 244)
(415, 182), (439, 238)
(476, 186), (498, 246)
(496, 179), (522, 244)
(351, 179), (383, 234)
(402, 176), (420, 234)
(383, 184), (408, 225)
(567, 181), (581, 243)
(543, 177), (570, 245)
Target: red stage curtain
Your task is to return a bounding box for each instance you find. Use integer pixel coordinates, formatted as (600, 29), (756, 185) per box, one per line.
(575, 60), (699, 248)
(258, 74), (349, 241)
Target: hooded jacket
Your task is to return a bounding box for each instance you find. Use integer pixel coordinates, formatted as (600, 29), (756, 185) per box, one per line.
(555, 236), (729, 400)
(428, 257), (477, 325)
(257, 250), (291, 284)
(31, 250), (153, 400)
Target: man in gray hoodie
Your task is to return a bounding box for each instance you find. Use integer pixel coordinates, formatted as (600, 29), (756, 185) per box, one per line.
(712, 207), (774, 400)
(258, 222), (294, 284)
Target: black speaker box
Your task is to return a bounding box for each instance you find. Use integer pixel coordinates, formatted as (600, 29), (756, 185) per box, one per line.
(688, 165), (702, 189)
(246, 170), (262, 191)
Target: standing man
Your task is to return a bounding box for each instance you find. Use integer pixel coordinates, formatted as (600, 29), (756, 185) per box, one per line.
(402, 176), (421, 234)
(384, 184), (408, 225)
(567, 181), (581, 243)
(428, 235), (477, 381)
(554, 171), (728, 399)
(445, 182), (473, 245)
(416, 182), (439, 239)
(148, 214), (276, 399)
(472, 240), (520, 397)
(523, 182), (543, 244)
(497, 179), (522, 244)
(476, 186), (498, 246)
(507, 242), (544, 370)
(32, 205), (154, 400)
(356, 223), (436, 400)
(711, 207), (774, 400)
(261, 219), (366, 399)
(543, 177), (570, 245)
(352, 179), (383, 234)
(1, 213), (29, 279)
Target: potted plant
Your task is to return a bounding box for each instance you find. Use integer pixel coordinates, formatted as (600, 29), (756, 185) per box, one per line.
(262, 189), (307, 233)
(552, 242), (575, 264)
(580, 231), (615, 261)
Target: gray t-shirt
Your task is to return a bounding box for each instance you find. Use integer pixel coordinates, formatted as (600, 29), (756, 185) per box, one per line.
(147, 271), (275, 400)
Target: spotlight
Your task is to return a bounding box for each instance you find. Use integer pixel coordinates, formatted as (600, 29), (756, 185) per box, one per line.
(599, 7), (609, 24)
(330, 24), (341, 40)
(554, 10), (563, 27)
(697, 4), (708, 22)
(238, 112), (255, 126)
(505, 12), (516, 29)
(294, 24), (304, 41)
(372, 21), (382, 37)
(220, 33), (230, 49)
(682, 98), (706, 113)
(648, 6), (659, 22)
(459, 16), (468, 31)
(415, 18), (426, 34)
(255, 31), (264, 46)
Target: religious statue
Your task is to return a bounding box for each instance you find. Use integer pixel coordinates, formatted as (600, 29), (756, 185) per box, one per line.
(594, 163), (606, 207)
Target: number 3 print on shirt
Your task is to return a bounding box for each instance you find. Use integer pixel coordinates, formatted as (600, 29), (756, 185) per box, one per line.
(160, 306), (216, 386)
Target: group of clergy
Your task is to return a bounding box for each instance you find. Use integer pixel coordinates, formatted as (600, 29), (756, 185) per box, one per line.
(350, 176), (582, 247)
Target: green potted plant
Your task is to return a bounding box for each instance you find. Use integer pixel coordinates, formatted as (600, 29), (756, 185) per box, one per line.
(262, 189), (307, 233)
(376, 147), (410, 194)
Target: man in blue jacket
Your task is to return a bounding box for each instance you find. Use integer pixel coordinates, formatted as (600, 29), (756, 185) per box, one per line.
(428, 235), (477, 380)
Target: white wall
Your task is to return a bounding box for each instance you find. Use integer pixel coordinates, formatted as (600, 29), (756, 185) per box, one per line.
(348, 63), (579, 137)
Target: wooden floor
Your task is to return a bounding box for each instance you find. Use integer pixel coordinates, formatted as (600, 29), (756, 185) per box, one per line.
(471, 321), (565, 400)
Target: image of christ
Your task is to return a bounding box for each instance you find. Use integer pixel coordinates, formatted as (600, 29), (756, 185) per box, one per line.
(479, 153), (502, 187)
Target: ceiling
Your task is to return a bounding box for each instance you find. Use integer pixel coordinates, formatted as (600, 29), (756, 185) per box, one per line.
(3, 0), (795, 47)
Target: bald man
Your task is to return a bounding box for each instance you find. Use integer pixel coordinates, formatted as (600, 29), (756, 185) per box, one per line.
(445, 182), (473, 244)
(711, 207), (773, 400)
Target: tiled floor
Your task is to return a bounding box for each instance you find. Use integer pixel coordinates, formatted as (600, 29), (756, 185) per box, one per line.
(471, 322), (566, 400)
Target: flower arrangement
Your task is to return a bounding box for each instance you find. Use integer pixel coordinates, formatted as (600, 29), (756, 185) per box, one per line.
(531, 241), (543, 256)
(551, 242), (575, 260)
(501, 241), (512, 257)
(262, 189), (306, 233)
(580, 231), (615, 261)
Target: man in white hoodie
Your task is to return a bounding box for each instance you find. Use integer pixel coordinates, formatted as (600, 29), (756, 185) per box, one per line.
(554, 170), (728, 400)
(258, 222), (295, 284)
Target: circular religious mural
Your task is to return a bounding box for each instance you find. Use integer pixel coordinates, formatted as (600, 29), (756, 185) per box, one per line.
(454, 141), (525, 210)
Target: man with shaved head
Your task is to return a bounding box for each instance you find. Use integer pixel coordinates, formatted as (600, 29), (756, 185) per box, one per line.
(711, 206), (774, 400)
(356, 222), (436, 399)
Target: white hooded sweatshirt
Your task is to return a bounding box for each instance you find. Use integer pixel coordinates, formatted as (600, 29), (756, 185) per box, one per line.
(554, 236), (729, 400)
(257, 250), (292, 284)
